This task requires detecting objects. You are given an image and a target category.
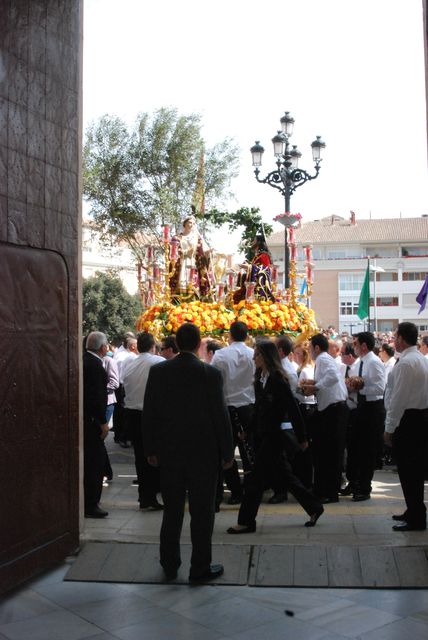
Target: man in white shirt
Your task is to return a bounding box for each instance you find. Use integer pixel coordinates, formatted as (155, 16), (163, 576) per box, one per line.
(379, 343), (396, 382)
(212, 321), (255, 504)
(384, 322), (428, 531)
(301, 333), (348, 503)
(123, 332), (164, 509)
(418, 335), (428, 358)
(351, 332), (386, 502)
(329, 339), (345, 374)
(112, 336), (138, 447)
(339, 342), (360, 496)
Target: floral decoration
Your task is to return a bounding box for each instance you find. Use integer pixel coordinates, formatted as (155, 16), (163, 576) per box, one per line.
(273, 211), (302, 226)
(136, 299), (317, 341)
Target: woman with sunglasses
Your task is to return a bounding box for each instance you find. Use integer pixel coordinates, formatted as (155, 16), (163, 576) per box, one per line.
(227, 339), (324, 533)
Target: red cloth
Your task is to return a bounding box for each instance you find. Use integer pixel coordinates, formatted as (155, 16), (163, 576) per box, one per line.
(253, 252), (271, 268)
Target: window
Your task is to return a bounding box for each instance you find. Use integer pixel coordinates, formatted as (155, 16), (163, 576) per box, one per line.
(364, 247), (398, 258)
(402, 246), (428, 257)
(340, 301), (359, 315)
(328, 250), (347, 259)
(402, 271), (428, 281)
(372, 296), (398, 307)
(375, 271), (398, 282)
(339, 273), (364, 291)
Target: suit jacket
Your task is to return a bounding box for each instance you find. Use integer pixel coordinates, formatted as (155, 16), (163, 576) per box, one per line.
(141, 351), (234, 471)
(254, 370), (306, 443)
(83, 351), (108, 431)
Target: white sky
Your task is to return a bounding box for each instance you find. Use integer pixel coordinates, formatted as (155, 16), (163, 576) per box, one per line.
(83, 0), (428, 252)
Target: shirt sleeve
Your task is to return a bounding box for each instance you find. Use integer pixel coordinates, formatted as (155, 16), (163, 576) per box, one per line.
(361, 357), (385, 397)
(315, 357), (340, 390)
(384, 362), (407, 433)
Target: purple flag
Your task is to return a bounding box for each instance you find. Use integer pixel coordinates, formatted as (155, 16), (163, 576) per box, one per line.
(416, 274), (428, 314)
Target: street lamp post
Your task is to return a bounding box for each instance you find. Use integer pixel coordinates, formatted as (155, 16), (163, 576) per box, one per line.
(251, 112), (325, 289)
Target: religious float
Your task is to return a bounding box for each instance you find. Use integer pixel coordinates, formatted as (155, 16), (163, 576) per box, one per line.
(136, 212), (317, 341)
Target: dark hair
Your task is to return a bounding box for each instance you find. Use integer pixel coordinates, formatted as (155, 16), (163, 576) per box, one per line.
(206, 340), (223, 354)
(381, 342), (395, 358)
(230, 321), (248, 342)
(276, 335), (293, 357)
(161, 335), (178, 353)
(176, 322), (201, 351)
(356, 331), (375, 351)
(137, 332), (155, 353)
(397, 322), (418, 346)
(310, 333), (329, 352)
(254, 339), (288, 382)
(342, 342), (356, 357)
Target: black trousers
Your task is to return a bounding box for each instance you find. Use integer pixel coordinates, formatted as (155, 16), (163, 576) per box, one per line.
(237, 435), (321, 527)
(393, 408), (428, 527)
(350, 399), (384, 495)
(312, 402), (348, 499)
(159, 464), (218, 577)
(222, 404), (254, 498)
(125, 408), (160, 505)
(112, 384), (127, 442)
(83, 420), (107, 511)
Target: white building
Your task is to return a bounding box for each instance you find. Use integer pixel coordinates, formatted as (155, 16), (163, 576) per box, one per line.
(82, 219), (138, 294)
(267, 213), (428, 333)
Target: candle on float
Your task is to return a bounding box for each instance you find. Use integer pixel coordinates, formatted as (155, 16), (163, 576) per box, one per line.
(170, 239), (178, 260)
(246, 283), (255, 299)
(217, 283), (224, 298)
(153, 265), (160, 280)
(228, 272), (234, 288)
(163, 225), (170, 243)
(190, 267), (197, 284)
(307, 266), (313, 282)
(271, 265), (278, 283)
(147, 246), (153, 260)
(226, 255), (232, 269)
(291, 244), (297, 261)
(304, 245), (312, 262)
(288, 227), (295, 244)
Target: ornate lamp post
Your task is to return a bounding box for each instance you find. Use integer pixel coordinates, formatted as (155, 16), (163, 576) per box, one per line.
(251, 112), (325, 289)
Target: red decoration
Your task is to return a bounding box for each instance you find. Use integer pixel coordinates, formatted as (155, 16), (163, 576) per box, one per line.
(163, 225), (170, 243)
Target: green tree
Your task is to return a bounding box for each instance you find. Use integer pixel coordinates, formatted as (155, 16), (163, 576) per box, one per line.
(83, 108), (240, 260)
(82, 271), (142, 344)
(205, 206), (273, 260)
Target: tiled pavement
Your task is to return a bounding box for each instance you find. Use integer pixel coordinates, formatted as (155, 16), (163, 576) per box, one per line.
(1, 441), (428, 639)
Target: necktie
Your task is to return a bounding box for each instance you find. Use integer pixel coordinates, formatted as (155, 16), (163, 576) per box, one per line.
(358, 360), (363, 376)
(357, 360), (364, 404)
(345, 365), (350, 378)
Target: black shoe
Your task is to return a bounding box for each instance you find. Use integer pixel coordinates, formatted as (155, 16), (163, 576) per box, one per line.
(392, 513), (408, 522)
(140, 500), (164, 510)
(268, 493), (288, 504)
(132, 479), (139, 485)
(352, 494), (371, 502)
(189, 564), (224, 583)
(227, 495), (242, 505)
(339, 483), (354, 496)
(226, 524), (256, 534)
(322, 496), (339, 504)
(305, 506), (324, 527)
(85, 506), (108, 518)
(392, 523), (426, 532)
(161, 566), (178, 581)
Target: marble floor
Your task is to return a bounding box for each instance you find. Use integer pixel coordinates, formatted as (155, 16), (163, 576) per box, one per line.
(2, 559), (428, 640)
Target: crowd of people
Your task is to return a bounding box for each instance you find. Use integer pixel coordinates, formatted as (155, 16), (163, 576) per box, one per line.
(82, 320), (428, 582)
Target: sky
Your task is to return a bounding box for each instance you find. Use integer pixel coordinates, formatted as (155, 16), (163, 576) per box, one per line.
(82, 0), (428, 252)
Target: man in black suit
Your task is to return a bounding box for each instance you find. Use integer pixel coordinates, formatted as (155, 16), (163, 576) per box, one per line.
(142, 323), (234, 582)
(84, 331), (110, 518)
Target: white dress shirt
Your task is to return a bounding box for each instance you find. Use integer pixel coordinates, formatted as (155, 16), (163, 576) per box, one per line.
(314, 352), (348, 412)
(358, 351), (385, 401)
(383, 356), (396, 383)
(297, 364), (316, 405)
(385, 346), (428, 433)
(281, 357), (298, 393)
(123, 352), (164, 410)
(117, 351), (138, 384)
(211, 341), (255, 406)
